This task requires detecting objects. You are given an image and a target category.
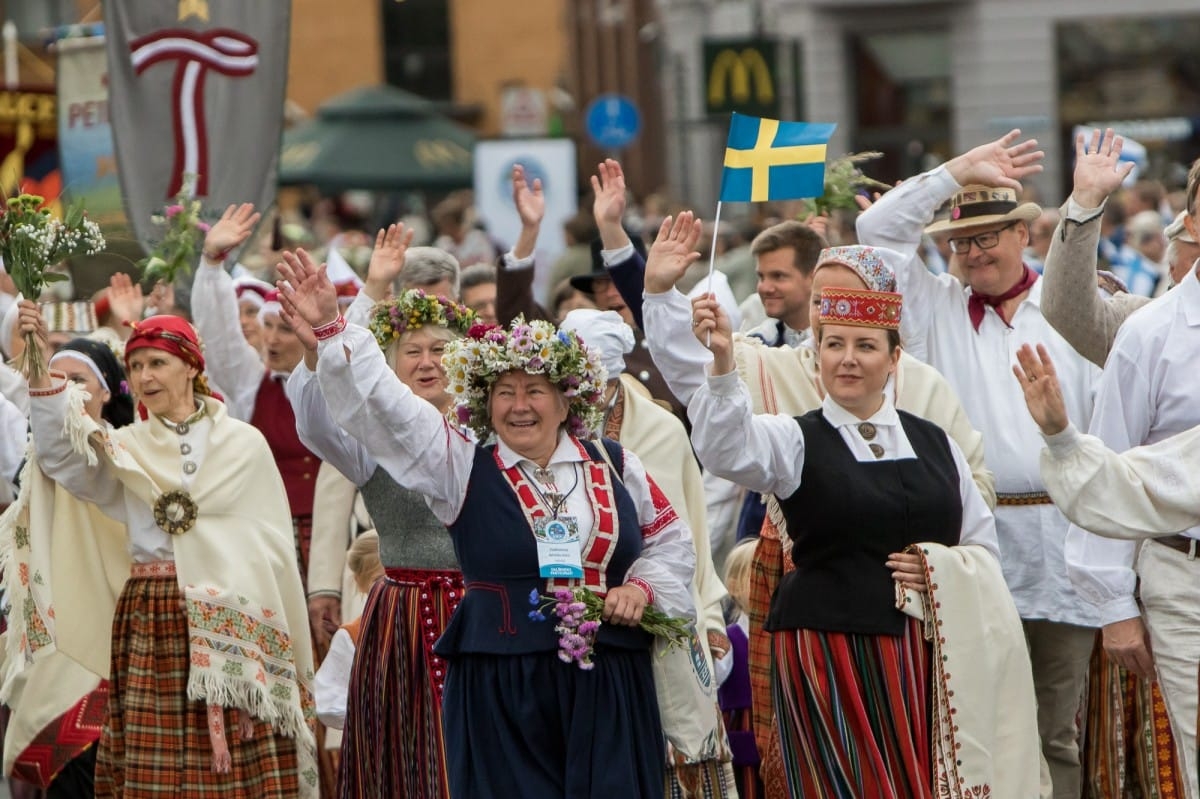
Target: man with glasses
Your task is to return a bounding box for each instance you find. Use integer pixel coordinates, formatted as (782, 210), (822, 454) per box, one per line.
(856, 131), (1106, 799)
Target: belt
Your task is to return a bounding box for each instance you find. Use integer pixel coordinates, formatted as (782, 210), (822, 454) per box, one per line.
(996, 491), (1053, 507)
(1153, 535), (1198, 559)
(131, 560), (177, 578)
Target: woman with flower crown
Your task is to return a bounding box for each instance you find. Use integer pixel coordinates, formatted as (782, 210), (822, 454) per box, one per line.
(278, 249), (696, 799)
(282, 286), (475, 799)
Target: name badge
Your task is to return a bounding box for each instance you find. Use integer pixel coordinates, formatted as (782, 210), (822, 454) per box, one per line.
(535, 516), (584, 578)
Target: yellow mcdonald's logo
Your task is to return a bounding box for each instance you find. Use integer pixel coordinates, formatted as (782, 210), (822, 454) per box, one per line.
(708, 48), (775, 107)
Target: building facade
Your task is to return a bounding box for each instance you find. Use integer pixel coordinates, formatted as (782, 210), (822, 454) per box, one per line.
(658, 0), (1200, 209)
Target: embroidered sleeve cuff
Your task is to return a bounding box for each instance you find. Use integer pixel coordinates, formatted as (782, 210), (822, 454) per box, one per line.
(312, 315), (347, 341)
(307, 589), (342, 600)
(625, 577), (655, 605)
(27, 376), (67, 397)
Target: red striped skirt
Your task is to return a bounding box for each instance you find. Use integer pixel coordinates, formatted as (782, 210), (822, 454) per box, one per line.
(772, 619), (932, 799)
(96, 562), (301, 798)
(337, 567), (463, 799)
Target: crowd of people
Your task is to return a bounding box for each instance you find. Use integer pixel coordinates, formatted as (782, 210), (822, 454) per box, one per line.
(0, 125), (1196, 799)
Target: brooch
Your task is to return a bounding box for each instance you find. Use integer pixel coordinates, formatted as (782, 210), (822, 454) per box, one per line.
(153, 490), (198, 536)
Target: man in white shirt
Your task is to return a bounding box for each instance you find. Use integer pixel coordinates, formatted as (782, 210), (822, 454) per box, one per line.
(856, 130), (1105, 799)
(1060, 143), (1200, 799)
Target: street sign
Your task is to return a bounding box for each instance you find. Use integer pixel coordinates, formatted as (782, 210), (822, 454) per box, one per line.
(584, 94), (640, 150)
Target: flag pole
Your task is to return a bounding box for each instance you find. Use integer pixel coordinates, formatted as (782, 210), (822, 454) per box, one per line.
(703, 200), (723, 345)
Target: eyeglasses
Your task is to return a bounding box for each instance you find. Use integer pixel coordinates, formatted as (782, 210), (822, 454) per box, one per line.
(947, 222), (1017, 254)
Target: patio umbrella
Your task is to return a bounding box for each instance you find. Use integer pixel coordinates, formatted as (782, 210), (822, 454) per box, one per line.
(279, 85), (475, 191)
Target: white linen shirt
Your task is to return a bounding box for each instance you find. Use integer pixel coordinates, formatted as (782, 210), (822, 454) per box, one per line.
(688, 370), (999, 560)
(312, 322), (696, 620)
(191, 262), (273, 422)
(1065, 266), (1200, 625)
(29, 387), (213, 562)
(857, 165), (1104, 626)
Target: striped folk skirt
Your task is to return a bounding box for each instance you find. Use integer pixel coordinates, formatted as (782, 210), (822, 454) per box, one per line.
(96, 562), (301, 798)
(337, 567), (463, 799)
(772, 619), (932, 799)
(1082, 635), (1184, 799)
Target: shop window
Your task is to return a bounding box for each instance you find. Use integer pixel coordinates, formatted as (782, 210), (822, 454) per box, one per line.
(381, 0), (453, 101)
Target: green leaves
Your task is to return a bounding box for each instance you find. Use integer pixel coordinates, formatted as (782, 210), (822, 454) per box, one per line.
(137, 173), (208, 286)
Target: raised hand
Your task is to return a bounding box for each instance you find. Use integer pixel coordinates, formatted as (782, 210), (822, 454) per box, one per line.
(364, 223), (414, 301)
(512, 164), (545, 229)
(802, 212), (830, 241)
(276, 249), (338, 329)
(147, 280), (176, 316)
(276, 288), (319, 351)
(1013, 343), (1069, 436)
(946, 129), (1044, 191)
(1071, 128), (1135, 209)
(644, 212), (703, 294)
(204, 203), (261, 263)
(107, 272), (144, 326)
(591, 159), (627, 232)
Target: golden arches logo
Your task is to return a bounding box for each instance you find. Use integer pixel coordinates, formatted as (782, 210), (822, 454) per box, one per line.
(708, 48), (775, 107)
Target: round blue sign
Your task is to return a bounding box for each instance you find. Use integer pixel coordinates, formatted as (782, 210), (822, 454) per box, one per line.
(585, 94), (641, 150)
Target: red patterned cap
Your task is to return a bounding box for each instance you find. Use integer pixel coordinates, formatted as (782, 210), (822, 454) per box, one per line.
(818, 287), (902, 331)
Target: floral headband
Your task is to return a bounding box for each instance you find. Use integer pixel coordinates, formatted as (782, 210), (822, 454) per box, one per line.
(368, 289), (476, 350)
(443, 317), (607, 440)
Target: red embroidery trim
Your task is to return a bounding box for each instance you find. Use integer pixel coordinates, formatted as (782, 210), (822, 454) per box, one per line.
(27, 379), (67, 397)
(385, 567), (464, 702)
(464, 581), (517, 634)
(625, 577), (655, 605)
(641, 475), (678, 539)
(311, 315), (347, 340)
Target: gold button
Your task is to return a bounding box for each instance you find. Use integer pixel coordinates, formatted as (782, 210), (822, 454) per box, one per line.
(303, 456), (313, 463)
(303, 473), (312, 480)
(857, 422), (877, 440)
(869, 443), (885, 459)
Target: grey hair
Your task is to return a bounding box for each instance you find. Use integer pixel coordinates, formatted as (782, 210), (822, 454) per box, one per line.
(1166, 238), (1183, 273)
(399, 246), (461, 298)
(459, 263), (496, 292)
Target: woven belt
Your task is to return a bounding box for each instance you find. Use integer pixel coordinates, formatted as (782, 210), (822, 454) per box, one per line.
(996, 491), (1053, 507)
(131, 560), (177, 578)
(1153, 535), (1198, 559)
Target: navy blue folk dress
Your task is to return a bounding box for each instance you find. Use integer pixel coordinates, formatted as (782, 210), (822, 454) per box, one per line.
(435, 438), (665, 799)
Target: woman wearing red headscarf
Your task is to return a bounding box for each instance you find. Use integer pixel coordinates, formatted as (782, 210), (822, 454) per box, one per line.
(17, 300), (318, 799)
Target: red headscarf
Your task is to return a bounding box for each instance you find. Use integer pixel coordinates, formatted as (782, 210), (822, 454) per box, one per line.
(124, 315), (206, 373)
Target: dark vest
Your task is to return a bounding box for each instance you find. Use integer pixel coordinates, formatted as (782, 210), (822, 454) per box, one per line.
(360, 465), (458, 570)
(249, 373), (317, 517)
(766, 409), (962, 637)
(434, 438), (652, 657)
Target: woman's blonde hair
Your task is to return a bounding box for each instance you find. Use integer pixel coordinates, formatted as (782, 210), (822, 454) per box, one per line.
(383, 324), (458, 371)
(723, 537), (758, 613)
(346, 531), (384, 593)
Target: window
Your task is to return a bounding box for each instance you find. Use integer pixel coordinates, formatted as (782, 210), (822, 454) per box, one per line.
(381, 0), (453, 101)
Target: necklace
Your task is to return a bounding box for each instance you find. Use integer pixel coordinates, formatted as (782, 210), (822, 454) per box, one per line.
(523, 462), (580, 519)
(157, 402), (207, 436)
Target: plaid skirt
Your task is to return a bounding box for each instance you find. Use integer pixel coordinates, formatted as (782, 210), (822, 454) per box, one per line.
(772, 620), (931, 799)
(96, 564), (301, 798)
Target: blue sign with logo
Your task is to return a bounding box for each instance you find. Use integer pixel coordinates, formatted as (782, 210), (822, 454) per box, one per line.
(585, 94), (641, 150)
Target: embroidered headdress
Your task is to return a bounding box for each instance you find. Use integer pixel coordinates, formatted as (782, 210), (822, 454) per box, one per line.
(368, 288), (475, 350)
(443, 317), (607, 440)
(814, 245), (897, 293)
(818, 286), (902, 331)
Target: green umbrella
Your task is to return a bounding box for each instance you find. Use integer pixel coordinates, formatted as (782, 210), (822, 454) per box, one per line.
(279, 85), (475, 191)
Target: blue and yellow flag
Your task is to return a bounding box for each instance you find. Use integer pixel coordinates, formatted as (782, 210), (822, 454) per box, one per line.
(719, 113), (836, 202)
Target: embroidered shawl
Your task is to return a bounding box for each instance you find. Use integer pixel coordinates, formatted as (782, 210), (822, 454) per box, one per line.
(896, 543), (1046, 799)
(53, 387), (319, 797)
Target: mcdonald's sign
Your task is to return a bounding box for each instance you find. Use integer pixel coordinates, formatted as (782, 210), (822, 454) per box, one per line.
(703, 39), (780, 118)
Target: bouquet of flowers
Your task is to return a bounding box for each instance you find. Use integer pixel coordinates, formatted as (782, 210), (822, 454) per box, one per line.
(139, 174), (210, 285)
(0, 194), (105, 377)
(811, 151), (892, 215)
(529, 586), (692, 670)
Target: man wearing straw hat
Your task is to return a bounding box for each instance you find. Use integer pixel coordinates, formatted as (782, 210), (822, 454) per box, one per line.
(856, 130), (1108, 799)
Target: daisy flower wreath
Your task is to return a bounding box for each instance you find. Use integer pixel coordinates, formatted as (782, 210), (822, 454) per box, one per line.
(367, 289), (476, 349)
(444, 317), (607, 440)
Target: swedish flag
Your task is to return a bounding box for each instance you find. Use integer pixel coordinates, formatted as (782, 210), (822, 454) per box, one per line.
(719, 113), (837, 202)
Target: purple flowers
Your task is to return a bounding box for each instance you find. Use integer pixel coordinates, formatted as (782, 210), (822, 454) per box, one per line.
(529, 586), (600, 670)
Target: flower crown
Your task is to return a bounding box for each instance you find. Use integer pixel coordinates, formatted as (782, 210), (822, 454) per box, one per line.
(444, 317), (608, 440)
(368, 289), (476, 349)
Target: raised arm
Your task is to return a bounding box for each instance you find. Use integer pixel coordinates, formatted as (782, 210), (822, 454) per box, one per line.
(191, 203), (266, 421)
(496, 164), (553, 325)
(1041, 128), (1148, 367)
(686, 295), (806, 496)
(277, 249), (474, 524)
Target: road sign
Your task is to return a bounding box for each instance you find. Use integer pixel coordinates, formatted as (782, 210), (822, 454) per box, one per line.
(584, 94), (640, 150)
